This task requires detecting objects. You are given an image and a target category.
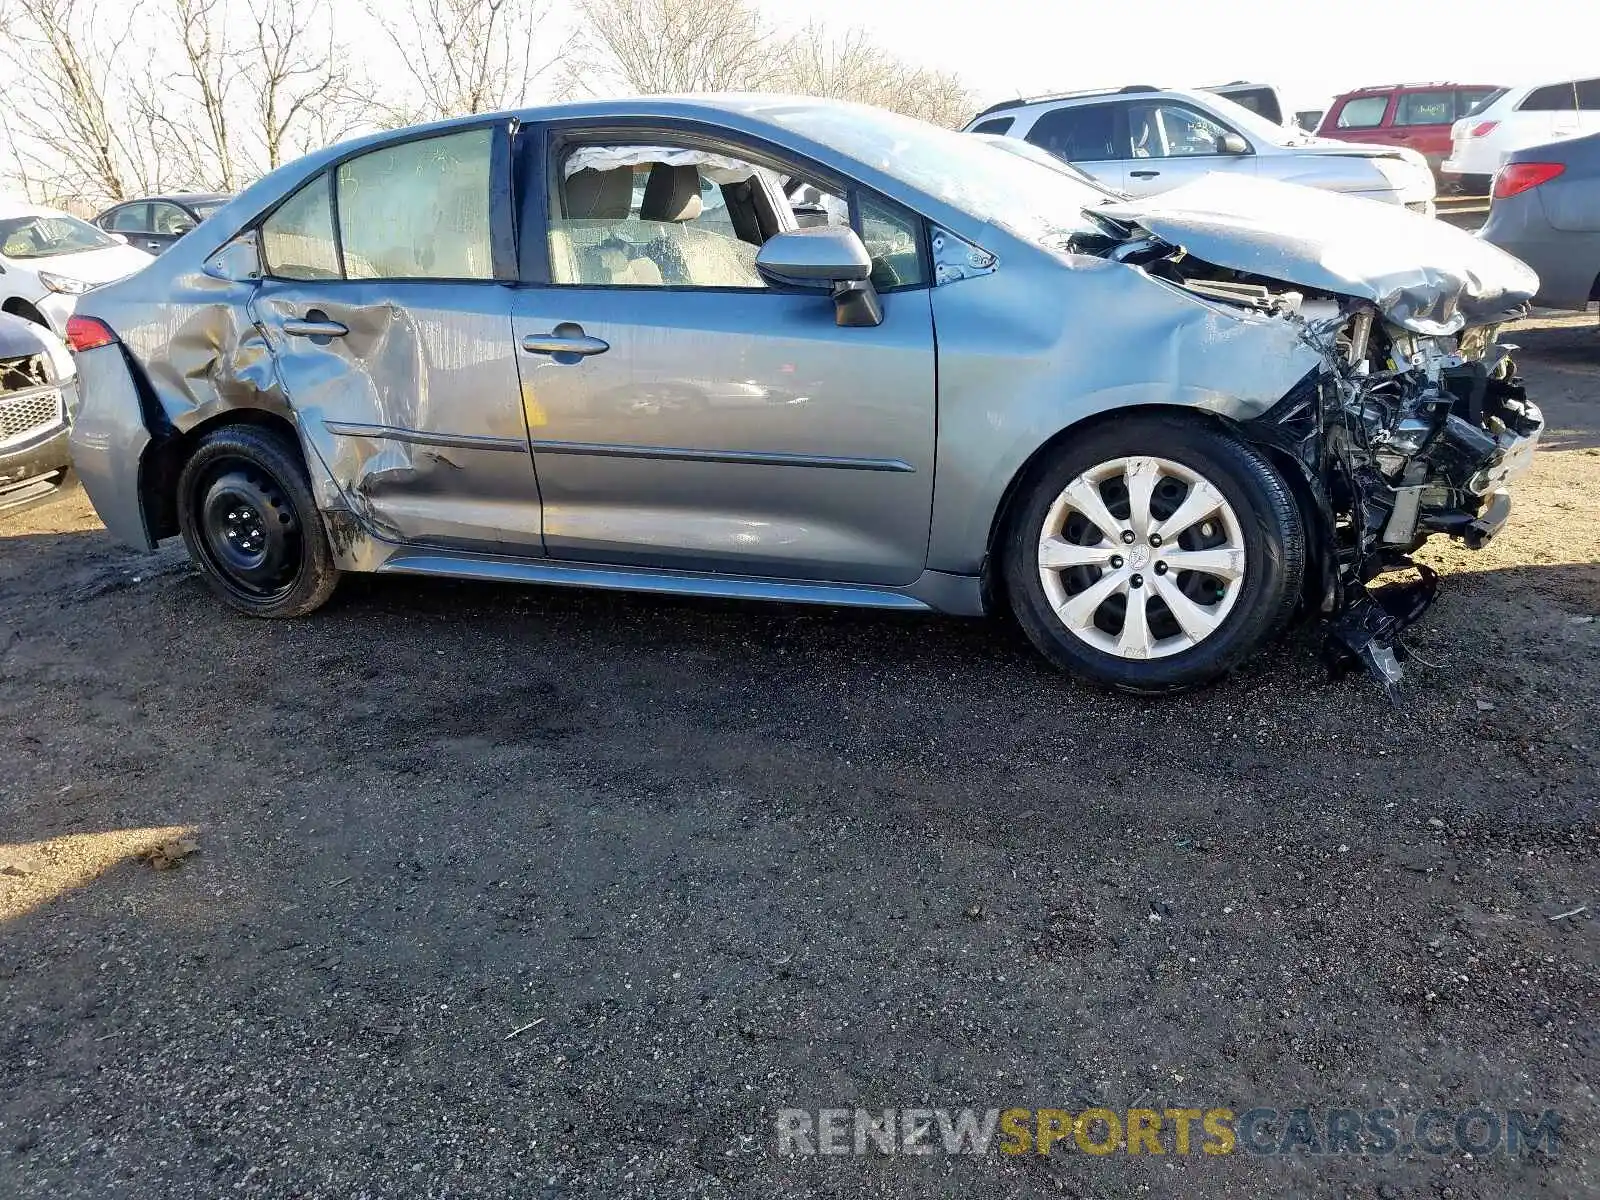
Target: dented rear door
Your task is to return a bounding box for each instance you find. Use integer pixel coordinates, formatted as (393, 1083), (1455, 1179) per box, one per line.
(253, 122), (541, 556)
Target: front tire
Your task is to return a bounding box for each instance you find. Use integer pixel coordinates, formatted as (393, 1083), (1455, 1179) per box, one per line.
(176, 424), (340, 617)
(1003, 415), (1304, 693)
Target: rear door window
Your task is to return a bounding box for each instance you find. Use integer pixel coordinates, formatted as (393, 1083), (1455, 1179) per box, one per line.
(335, 128), (494, 280)
(1335, 96), (1390, 128)
(1025, 103), (1121, 161)
(106, 204), (150, 233)
(1395, 91), (1454, 126)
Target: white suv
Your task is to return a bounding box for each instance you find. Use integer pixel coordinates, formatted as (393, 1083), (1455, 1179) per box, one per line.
(0, 200), (154, 337)
(1443, 78), (1600, 189)
(965, 85), (1436, 211)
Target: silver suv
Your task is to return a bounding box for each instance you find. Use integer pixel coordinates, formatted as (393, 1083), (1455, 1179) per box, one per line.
(965, 85), (1436, 212)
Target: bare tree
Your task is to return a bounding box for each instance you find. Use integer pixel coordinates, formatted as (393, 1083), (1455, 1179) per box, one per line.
(0, 0), (159, 203)
(370, 0), (555, 125)
(563, 0), (782, 96)
(779, 24), (973, 129)
(243, 0), (359, 170)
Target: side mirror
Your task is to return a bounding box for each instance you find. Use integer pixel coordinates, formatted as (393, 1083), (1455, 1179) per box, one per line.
(172, 223), (196, 237)
(1219, 132), (1250, 155)
(202, 230), (262, 283)
(108, 232), (129, 244)
(755, 228), (881, 327)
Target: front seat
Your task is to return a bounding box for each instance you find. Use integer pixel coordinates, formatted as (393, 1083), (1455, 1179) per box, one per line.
(555, 167), (661, 285)
(638, 162), (761, 287)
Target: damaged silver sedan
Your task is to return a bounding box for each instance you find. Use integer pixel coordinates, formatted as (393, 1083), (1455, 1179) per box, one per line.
(66, 97), (1541, 693)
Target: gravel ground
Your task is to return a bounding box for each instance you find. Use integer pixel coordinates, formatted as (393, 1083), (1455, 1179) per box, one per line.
(1, 313), (1596, 1199)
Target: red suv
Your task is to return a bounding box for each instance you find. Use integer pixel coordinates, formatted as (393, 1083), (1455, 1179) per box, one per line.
(1317, 84), (1503, 179)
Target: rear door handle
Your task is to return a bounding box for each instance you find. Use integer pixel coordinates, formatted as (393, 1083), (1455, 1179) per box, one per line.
(1129, 170), (1162, 179)
(521, 324), (609, 358)
(282, 317), (349, 338)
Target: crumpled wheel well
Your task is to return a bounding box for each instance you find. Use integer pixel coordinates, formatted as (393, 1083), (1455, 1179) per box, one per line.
(140, 408), (302, 544)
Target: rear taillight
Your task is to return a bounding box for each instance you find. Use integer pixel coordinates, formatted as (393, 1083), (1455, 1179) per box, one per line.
(1468, 120), (1500, 138)
(65, 315), (118, 352)
(1494, 161), (1566, 199)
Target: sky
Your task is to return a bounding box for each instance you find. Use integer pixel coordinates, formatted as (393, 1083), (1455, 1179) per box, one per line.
(755, 0), (1600, 115)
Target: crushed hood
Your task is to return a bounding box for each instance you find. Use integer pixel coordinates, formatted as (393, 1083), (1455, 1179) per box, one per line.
(1099, 174), (1538, 335)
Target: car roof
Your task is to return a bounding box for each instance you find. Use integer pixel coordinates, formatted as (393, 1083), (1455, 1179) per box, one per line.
(0, 198), (72, 220)
(1335, 83), (1501, 96)
(970, 85), (1168, 121)
(145, 192), (232, 206)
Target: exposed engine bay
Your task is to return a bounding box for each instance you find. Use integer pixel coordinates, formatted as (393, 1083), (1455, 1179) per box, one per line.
(1075, 195), (1544, 698)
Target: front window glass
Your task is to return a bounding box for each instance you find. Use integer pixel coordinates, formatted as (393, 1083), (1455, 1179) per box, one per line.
(1336, 96), (1389, 128)
(260, 172), (340, 280)
(549, 147), (772, 289)
(1459, 88), (1501, 117)
(149, 203), (194, 235)
(1128, 102), (1236, 157)
(765, 101), (1116, 251)
(0, 212), (119, 259)
(336, 127), (494, 280)
(191, 199), (227, 219)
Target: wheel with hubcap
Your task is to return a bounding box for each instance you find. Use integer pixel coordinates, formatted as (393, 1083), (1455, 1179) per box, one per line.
(176, 424), (340, 617)
(1004, 416), (1304, 693)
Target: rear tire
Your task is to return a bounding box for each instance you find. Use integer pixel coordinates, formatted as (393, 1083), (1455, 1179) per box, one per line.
(176, 424), (339, 617)
(1003, 415), (1304, 693)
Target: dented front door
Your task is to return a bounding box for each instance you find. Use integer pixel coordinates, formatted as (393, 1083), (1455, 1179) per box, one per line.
(253, 281), (542, 554)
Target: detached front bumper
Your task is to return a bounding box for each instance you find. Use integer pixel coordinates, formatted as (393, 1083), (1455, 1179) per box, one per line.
(66, 343), (154, 548)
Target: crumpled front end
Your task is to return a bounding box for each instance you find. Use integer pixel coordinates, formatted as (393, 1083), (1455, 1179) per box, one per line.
(1069, 179), (1544, 695)
(1251, 309), (1542, 695)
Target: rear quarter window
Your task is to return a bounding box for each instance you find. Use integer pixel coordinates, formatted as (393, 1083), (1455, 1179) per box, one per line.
(1519, 83), (1580, 112)
(970, 116), (1015, 135)
(1335, 96), (1390, 128)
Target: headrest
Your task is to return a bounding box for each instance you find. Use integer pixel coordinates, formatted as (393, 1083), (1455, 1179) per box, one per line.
(565, 168), (633, 219)
(640, 163), (703, 223)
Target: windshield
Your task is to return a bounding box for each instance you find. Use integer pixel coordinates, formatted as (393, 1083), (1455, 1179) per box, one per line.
(761, 101), (1112, 251)
(0, 212), (118, 260)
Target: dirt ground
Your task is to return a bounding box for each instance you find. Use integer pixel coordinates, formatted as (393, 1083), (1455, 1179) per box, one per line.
(0, 313), (1596, 1199)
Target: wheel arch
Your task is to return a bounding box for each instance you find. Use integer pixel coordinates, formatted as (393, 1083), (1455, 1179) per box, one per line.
(140, 406), (304, 543)
(980, 403), (1249, 608)
(2, 296), (49, 327)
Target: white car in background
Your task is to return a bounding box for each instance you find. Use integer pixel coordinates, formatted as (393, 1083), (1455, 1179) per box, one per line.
(1443, 77), (1600, 190)
(964, 85), (1437, 212)
(0, 200), (154, 337)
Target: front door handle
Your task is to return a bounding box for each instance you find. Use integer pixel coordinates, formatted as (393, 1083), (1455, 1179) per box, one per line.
(1129, 170), (1162, 179)
(521, 324), (609, 358)
(282, 317), (349, 338)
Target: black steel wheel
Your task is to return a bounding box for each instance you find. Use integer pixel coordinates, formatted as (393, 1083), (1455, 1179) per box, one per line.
(177, 424), (340, 617)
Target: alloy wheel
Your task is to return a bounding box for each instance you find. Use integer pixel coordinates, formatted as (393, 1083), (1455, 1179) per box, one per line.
(1036, 455), (1247, 660)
